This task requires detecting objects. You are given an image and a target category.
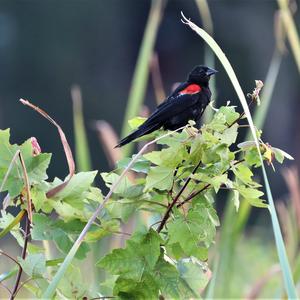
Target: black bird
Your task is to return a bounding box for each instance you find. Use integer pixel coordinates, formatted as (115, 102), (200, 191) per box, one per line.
(116, 65), (217, 147)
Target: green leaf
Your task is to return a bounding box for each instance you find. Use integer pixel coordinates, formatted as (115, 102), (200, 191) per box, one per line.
(128, 117), (147, 130)
(56, 264), (87, 299)
(231, 164), (255, 185)
(18, 253), (46, 278)
(272, 147), (294, 163)
(0, 210), (24, 246)
(246, 198), (268, 208)
(215, 123), (238, 145)
(31, 214), (90, 259)
(85, 219), (120, 242)
(114, 274), (159, 299)
(53, 171), (97, 200)
(98, 229), (162, 278)
(167, 205), (218, 260)
(192, 173), (228, 193)
(0, 209), (25, 240)
(244, 147), (261, 167)
(236, 185), (264, 199)
(218, 106), (240, 124)
(144, 166), (174, 191)
(31, 186), (52, 213)
(106, 199), (141, 223)
(154, 256), (180, 298)
(0, 130), (51, 198)
(177, 258), (210, 297)
(144, 144), (186, 168)
(117, 156), (151, 173)
(101, 172), (132, 194)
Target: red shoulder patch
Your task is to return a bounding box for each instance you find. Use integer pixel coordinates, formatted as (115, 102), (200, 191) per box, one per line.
(179, 84), (201, 95)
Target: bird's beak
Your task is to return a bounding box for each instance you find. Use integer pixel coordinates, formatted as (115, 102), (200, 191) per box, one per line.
(206, 67), (218, 76)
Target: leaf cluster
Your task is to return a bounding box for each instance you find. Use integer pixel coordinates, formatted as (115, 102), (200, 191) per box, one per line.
(0, 105), (291, 299)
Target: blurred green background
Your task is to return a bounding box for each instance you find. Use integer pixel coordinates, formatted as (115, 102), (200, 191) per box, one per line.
(0, 0), (298, 191)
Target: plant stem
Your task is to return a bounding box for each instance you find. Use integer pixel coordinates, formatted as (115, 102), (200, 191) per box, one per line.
(157, 160), (202, 233)
(10, 212), (30, 300)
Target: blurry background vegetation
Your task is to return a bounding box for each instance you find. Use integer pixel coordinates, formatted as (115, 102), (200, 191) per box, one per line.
(0, 0), (300, 298)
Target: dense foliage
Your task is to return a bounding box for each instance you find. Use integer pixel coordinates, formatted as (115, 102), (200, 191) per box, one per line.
(0, 105), (291, 299)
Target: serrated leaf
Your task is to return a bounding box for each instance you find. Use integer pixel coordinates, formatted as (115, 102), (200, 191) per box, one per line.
(101, 172), (131, 194)
(128, 117), (147, 129)
(144, 166), (173, 191)
(0, 210), (24, 246)
(218, 106), (240, 124)
(236, 185), (264, 199)
(144, 144), (186, 168)
(98, 229), (162, 280)
(167, 204), (218, 260)
(232, 163), (254, 185)
(272, 147), (294, 163)
(245, 147), (261, 167)
(117, 156), (150, 173)
(18, 253), (46, 278)
(0, 130), (51, 198)
(31, 214), (90, 259)
(113, 274), (159, 299)
(57, 264), (87, 299)
(246, 198), (268, 208)
(53, 171), (97, 200)
(31, 186), (52, 213)
(85, 219), (120, 242)
(177, 258), (210, 297)
(154, 257), (180, 298)
(215, 123), (238, 145)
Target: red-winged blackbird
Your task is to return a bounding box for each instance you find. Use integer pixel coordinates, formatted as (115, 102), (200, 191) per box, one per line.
(116, 65), (217, 147)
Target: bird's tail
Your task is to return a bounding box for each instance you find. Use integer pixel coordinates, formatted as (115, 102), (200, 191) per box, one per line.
(115, 123), (160, 148)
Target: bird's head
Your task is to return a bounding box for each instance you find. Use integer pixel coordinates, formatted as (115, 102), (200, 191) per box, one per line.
(187, 65), (218, 85)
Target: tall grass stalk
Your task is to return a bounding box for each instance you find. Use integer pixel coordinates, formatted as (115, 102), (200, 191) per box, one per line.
(181, 12), (297, 299)
(71, 85), (92, 172)
(121, 0), (165, 156)
(214, 49), (283, 297)
(195, 0), (216, 124)
(277, 0), (300, 72)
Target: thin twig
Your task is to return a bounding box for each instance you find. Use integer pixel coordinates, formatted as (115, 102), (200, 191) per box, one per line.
(228, 98), (255, 128)
(15, 277), (35, 295)
(18, 152), (33, 223)
(10, 212), (30, 300)
(20, 99), (75, 198)
(156, 93), (252, 232)
(0, 250), (21, 268)
(0, 282), (12, 295)
(142, 199), (168, 208)
(177, 159), (245, 208)
(157, 160), (202, 233)
(0, 150), (21, 209)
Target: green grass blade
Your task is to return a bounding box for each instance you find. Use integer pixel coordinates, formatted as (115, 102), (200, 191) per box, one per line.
(195, 0), (216, 124)
(121, 0), (165, 156)
(277, 0), (300, 73)
(71, 85), (92, 171)
(214, 49), (283, 297)
(181, 13), (298, 298)
(0, 209), (25, 239)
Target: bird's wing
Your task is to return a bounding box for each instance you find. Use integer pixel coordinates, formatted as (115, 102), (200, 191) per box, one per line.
(141, 92), (200, 128)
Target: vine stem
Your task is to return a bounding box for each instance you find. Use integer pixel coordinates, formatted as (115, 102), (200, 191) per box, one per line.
(10, 211), (30, 300)
(178, 159), (245, 208)
(10, 151), (33, 299)
(157, 156), (245, 231)
(157, 160), (202, 233)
